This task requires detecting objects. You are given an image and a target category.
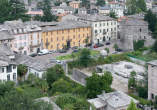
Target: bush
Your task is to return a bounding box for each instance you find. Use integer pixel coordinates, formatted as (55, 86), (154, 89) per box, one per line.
(50, 79), (72, 95)
(55, 93), (89, 110)
(133, 40), (145, 51)
(46, 65), (64, 87)
(129, 94), (152, 105)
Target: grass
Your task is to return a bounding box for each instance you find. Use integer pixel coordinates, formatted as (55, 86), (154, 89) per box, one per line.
(56, 50), (100, 60)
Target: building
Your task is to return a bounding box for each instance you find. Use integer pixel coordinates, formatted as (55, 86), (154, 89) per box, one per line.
(0, 30), (14, 47)
(15, 54), (55, 78)
(0, 20), (42, 55)
(147, 60), (157, 100)
(98, 6), (110, 15)
(42, 20), (91, 50)
(26, 9), (43, 17)
(0, 44), (17, 82)
(77, 14), (117, 44)
(78, 8), (87, 14)
(52, 6), (75, 15)
(88, 91), (138, 110)
(118, 14), (153, 51)
(69, 1), (81, 9)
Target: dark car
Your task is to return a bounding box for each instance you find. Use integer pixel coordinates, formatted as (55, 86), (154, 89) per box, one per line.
(72, 46), (78, 50)
(116, 48), (123, 52)
(106, 42), (110, 45)
(97, 43), (104, 47)
(29, 53), (37, 57)
(59, 50), (67, 53)
(73, 49), (79, 53)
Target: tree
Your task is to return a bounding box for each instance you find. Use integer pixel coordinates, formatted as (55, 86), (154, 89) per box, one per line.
(152, 40), (157, 52)
(46, 65), (64, 87)
(127, 100), (139, 110)
(81, 0), (90, 9)
(38, 0), (58, 22)
(79, 48), (92, 67)
(144, 10), (157, 32)
(0, 81), (15, 96)
(133, 40), (145, 51)
(96, 0), (105, 6)
(0, 0), (30, 23)
(51, 79), (72, 95)
(0, 90), (53, 110)
(17, 64), (28, 80)
(113, 44), (119, 51)
(86, 72), (113, 98)
(109, 11), (117, 19)
(105, 48), (110, 55)
(137, 0), (146, 12)
(128, 71), (137, 90)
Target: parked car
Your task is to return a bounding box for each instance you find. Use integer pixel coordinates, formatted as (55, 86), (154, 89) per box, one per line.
(56, 60), (62, 64)
(29, 53), (37, 57)
(38, 49), (49, 56)
(93, 44), (98, 48)
(106, 42), (110, 45)
(116, 48), (123, 52)
(97, 43), (104, 47)
(72, 46), (78, 50)
(73, 49), (79, 53)
(58, 49), (67, 53)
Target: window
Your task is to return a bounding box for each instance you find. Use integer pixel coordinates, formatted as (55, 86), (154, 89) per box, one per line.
(51, 32), (53, 35)
(95, 30), (97, 34)
(13, 73), (16, 81)
(7, 74), (10, 81)
(73, 35), (75, 39)
(139, 28), (142, 32)
(13, 65), (16, 69)
(151, 93), (154, 99)
(2, 68), (4, 73)
(51, 37), (53, 42)
(51, 45), (53, 48)
(100, 23), (101, 27)
(62, 30), (64, 33)
(73, 29), (75, 32)
(57, 37), (58, 41)
(62, 37), (64, 40)
(100, 30), (101, 33)
(103, 23), (105, 26)
(46, 32), (48, 36)
(95, 24), (97, 27)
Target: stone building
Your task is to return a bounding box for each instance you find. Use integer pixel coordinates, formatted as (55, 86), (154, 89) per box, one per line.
(147, 60), (157, 100)
(118, 14), (153, 51)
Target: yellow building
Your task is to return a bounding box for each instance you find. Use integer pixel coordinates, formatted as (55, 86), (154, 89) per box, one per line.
(69, 1), (81, 9)
(42, 21), (92, 50)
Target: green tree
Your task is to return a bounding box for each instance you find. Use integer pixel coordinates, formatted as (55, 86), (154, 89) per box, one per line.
(152, 40), (157, 52)
(128, 71), (137, 90)
(127, 100), (139, 110)
(0, 0), (30, 23)
(105, 48), (110, 55)
(17, 64), (28, 80)
(137, 0), (146, 12)
(0, 90), (53, 110)
(133, 40), (145, 51)
(86, 72), (113, 98)
(79, 48), (92, 67)
(51, 79), (72, 95)
(81, 0), (90, 9)
(144, 10), (157, 32)
(40, 0), (58, 22)
(46, 65), (64, 87)
(113, 43), (119, 51)
(109, 11), (117, 19)
(96, 0), (105, 6)
(0, 81), (15, 96)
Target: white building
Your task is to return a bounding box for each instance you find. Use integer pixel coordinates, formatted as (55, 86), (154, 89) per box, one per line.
(88, 91), (138, 110)
(147, 60), (157, 100)
(77, 14), (117, 44)
(0, 44), (17, 82)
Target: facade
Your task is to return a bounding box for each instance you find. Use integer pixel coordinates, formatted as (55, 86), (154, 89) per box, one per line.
(98, 6), (110, 15)
(0, 30), (14, 47)
(42, 20), (92, 50)
(52, 6), (75, 15)
(0, 20), (42, 55)
(69, 1), (81, 9)
(77, 14), (117, 44)
(147, 60), (157, 100)
(0, 44), (17, 82)
(118, 14), (151, 51)
(88, 91), (138, 110)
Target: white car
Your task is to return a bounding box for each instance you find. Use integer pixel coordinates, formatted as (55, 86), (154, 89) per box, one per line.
(56, 60), (63, 64)
(38, 49), (49, 56)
